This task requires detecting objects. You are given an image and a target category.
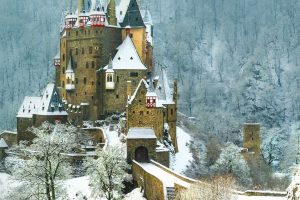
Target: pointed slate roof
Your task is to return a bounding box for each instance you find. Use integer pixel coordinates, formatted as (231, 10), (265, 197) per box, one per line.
(120, 0), (145, 28)
(106, 56), (114, 72)
(103, 36), (147, 70)
(38, 83), (67, 115)
(66, 57), (74, 73)
(147, 75), (157, 97)
(82, 0), (92, 12)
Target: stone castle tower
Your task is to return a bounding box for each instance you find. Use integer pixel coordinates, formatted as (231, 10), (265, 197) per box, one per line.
(54, 0), (153, 124)
(243, 123), (261, 155)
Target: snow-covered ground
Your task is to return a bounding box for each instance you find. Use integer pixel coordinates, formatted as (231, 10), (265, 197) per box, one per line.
(0, 173), (146, 200)
(235, 195), (286, 200)
(123, 188), (146, 200)
(170, 127), (193, 174)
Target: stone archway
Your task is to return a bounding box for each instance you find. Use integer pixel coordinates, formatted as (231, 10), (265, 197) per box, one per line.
(135, 146), (149, 163)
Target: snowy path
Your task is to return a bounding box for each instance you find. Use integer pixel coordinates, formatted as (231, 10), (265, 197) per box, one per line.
(139, 162), (190, 188)
(170, 127), (193, 174)
(105, 126), (120, 147)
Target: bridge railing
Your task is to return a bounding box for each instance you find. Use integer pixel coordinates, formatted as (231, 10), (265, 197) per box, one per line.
(132, 160), (167, 200)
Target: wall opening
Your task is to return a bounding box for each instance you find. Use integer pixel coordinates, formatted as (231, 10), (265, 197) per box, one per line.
(135, 146), (149, 163)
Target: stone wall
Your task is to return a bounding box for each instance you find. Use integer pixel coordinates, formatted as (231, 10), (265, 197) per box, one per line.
(132, 160), (165, 200)
(127, 82), (164, 141)
(103, 69), (146, 114)
(17, 117), (34, 142)
(243, 123), (260, 154)
(155, 150), (170, 167)
(58, 26), (122, 121)
(127, 138), (156, 163)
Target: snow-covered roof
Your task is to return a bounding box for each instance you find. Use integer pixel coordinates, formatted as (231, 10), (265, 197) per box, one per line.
(0, 130), (17, 135)
(128, 79), (165, 108)
(154, 69), (175, 105)
(127, 128), (157, 139)
(0, 138), (8, 148)
(103, 36), (147, 70)
(17, 84), (68, 118)
(128, 79), (148, 104)
(17, 96), (41, 118)
(117, 0), (130, 23)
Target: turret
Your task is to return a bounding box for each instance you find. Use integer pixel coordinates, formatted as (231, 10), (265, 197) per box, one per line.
(90, 6), (106, 27)
(105, 57), (115, 90)
(53, 51), (60, 67)
(66, 57), (75, 91)
(107, 0), (117, 26)
(65, 13), (77, 29)
(120, 0), (146, 63)
(79, 11), (89, 28)
(77, 0), (91, 28)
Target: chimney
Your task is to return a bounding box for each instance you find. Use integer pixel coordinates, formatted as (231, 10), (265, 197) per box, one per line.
(127, 81), (132, 100)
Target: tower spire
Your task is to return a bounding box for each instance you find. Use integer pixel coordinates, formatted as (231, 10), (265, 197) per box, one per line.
(107, 0), (117, 26)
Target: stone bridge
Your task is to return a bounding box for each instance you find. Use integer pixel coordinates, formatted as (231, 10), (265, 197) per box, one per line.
(132, 159), (198, 200)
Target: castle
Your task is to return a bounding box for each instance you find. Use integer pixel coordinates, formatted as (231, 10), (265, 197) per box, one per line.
(16, 0), (178, 161)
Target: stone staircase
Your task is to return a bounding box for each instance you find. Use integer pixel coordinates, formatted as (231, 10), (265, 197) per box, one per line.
(166, 187), (176, 200)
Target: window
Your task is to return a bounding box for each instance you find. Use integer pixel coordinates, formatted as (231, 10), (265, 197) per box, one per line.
(92, 61), (95, 68)
(62, 81), (65, 87)
(92, 96), (94, 100)
(85, 91), (87, 95)
(116, 95), (119, 99)
(75, 78), (78, 84)
(147, 111), (149, 114)
(107, 74), (113, 82)
(62, 54), (65, 61)
(130, 72), (138, 77)
(98, 81), (101, 86)
(133, 111), (135, 114)
(69, 49), (73, 56)
(117, 76), (119, 82)
(92, 81), (94, 85)
(84, 77), (87, 84)
(86, 62), (89, 68)
(171, 109), (174, 115)
(67, 77), (70, 84)
(89, 47), (93, 54)
(62, 67), (65, 74)
(82, 48), (85, 54)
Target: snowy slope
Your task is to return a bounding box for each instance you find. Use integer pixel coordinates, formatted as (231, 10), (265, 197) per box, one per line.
(170, 126), (193, 174)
